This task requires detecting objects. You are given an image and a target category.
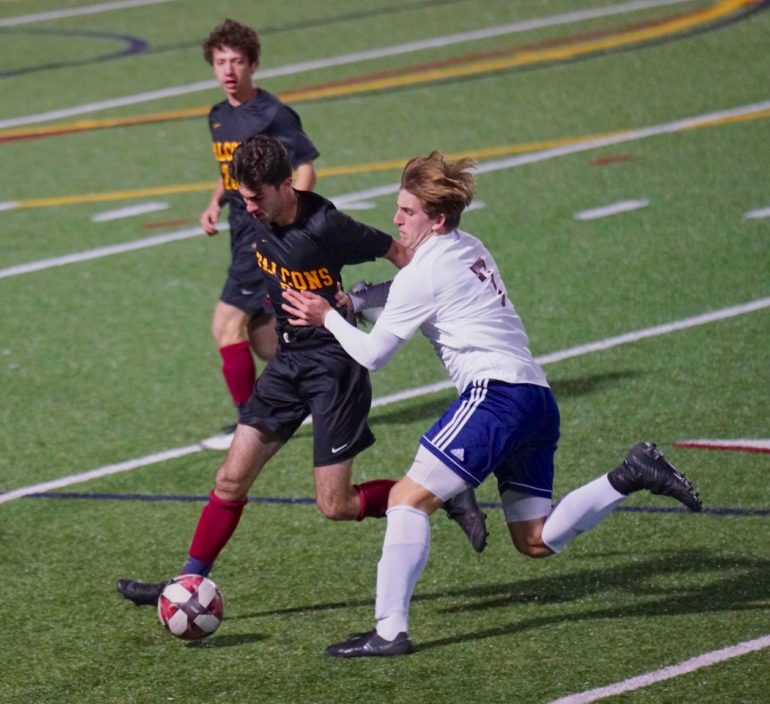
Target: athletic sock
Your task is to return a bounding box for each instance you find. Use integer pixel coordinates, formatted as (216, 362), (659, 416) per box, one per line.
(219, 341), (255, 407)
(375, 505), (430, 640)
(354, 479), (396, 520)
(541, 474), (626, 553)
(185, 491), (248, 570)
(180, 556), (213, 577)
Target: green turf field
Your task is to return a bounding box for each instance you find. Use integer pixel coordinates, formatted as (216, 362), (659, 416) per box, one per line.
(1, 1), (769, 702)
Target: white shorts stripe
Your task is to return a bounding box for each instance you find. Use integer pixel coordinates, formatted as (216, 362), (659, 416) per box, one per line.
(431, 381), (488, 449)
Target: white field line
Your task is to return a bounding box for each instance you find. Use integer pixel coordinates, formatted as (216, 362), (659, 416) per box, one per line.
(744, 206), (770, 220)
(0, 0), (173, 27)
(91, 202), (168, 222)
(550, 634), (770, 704)
(364, 296), (770, 406)
(0, 0), (693, 130)
(0, 445), (202, 504)
(2, 98), (769, 281)
(574, 199), (649, 220)
(0, 224), (226, 279)
(2, 295), (768, 506)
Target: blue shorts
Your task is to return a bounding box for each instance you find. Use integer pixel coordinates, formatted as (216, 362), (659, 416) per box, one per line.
(419, 381), (560, 499)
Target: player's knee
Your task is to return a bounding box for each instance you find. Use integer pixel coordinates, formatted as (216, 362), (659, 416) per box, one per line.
(511, 532), (553, 558)
(212, 304), (247, 346)
(315, 495), (354, 521)
(213, 473), (249, 502)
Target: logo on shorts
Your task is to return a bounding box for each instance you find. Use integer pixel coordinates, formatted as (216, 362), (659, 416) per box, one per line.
(449, 448), (465, 462)
(331, 443), (349, 454)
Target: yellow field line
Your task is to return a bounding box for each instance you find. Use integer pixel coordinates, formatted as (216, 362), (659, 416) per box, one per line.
(278, 0), (753, 102)
(8, 104), (769, 211)
(14, 182), (216, 209)
(0, 0), (754, 142)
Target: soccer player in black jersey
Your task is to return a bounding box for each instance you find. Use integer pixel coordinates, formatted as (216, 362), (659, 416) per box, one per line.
(116, 137), (489, 607)
(199, 19), (320, 450)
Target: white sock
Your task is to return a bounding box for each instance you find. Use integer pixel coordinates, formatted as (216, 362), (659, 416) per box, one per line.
(375, 505), (430, 641)
(541, 474), (626, 553)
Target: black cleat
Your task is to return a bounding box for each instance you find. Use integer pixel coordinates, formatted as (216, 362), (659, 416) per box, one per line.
(116, 578), (167, 606)
(607, 442), (702, 512)
(326, 630), (414, 658)
(443, 487), (489, 552)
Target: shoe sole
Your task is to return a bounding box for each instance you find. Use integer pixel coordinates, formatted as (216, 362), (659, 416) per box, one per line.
(630, 444), (703, 512)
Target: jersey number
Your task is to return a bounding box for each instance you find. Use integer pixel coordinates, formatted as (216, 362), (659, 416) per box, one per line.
(470, 257), (506, 307)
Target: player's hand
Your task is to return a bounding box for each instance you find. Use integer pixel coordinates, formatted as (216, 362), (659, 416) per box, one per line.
(282, 288), (332, 327)
(200, 204), (221, 236)
(334, 283), (353, 313)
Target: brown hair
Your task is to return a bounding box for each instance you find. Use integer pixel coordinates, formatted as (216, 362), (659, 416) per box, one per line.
(203, 19), (261, 66)
(230, 136), (292, 191)
(400, 152), (475, 229)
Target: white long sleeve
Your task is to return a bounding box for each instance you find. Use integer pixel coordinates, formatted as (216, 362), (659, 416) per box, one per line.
(323, 309), (405, 370)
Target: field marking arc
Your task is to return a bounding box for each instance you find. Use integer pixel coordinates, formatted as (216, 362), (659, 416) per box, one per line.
(1, 294), (768, 505)
(0, 0), (696, 131)
(0, 0), (173, 28)
(2, 0), (759, 143)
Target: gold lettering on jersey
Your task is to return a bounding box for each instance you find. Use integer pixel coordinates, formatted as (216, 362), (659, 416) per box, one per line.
(255, 254), (333, 291)
(256, 252), (277, 276)
(212, 141), (241, 161)
(219, 162), (238, 191)
(212, 141), (242, 191)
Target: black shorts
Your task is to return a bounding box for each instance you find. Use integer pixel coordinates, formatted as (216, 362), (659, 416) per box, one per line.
(220, 237), (272, 317)
(239, 343), (375, 466)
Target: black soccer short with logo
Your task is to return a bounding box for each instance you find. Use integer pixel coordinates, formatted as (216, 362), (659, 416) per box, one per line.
(238, 341), (375, 466)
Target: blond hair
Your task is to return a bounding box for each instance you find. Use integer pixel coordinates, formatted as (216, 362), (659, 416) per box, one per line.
(400, 152), (475, 229)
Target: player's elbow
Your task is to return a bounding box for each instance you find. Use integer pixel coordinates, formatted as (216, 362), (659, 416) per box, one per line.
(356, 349), (389, 371)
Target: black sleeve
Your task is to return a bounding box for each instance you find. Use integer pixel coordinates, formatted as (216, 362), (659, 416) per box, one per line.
(322, 208), (393, 266)
(269, 105), (320, 168)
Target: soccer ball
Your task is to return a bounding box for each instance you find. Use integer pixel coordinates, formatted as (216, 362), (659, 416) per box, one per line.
(157, 574), (224, 640)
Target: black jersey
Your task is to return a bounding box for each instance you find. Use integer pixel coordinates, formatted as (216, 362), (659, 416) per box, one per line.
(256, 190), (393, 347)
(208, 90), (320, 241)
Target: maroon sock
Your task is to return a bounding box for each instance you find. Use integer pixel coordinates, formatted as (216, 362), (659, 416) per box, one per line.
(354, 479), (396, 520)
(219, 341), (255, 407)
(187, 491), (248, 565)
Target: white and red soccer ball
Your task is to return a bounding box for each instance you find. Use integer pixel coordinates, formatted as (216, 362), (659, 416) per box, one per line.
(157, 574), (224, 640)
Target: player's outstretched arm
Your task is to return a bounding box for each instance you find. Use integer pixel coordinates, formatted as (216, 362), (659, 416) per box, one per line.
(282, 289), (403, 370)
(385, 240), (411, 269)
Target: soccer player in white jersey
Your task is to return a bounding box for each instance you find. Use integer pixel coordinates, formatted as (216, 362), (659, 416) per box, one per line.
(282, 151), (702, 658)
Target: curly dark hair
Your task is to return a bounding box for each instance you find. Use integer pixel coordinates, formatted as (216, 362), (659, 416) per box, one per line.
(203, 19), (261, 66)
(230, 136), (292, 191)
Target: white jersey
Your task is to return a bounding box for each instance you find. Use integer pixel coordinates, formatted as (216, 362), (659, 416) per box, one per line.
(375, 229), (548, 393)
